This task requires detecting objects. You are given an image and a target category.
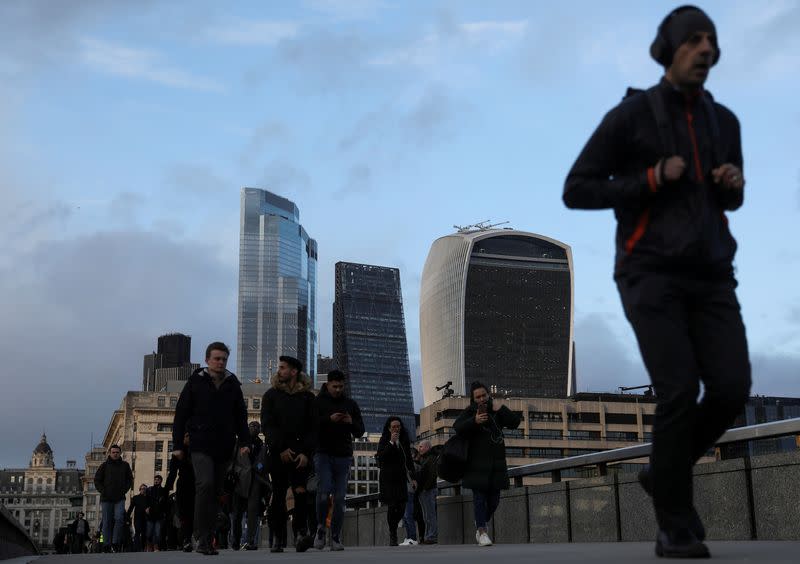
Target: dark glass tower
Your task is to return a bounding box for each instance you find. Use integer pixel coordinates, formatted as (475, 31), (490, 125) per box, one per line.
(237, 188), (317, 383)
(158, 333), (191, 367)
(334, 262), (415, 436)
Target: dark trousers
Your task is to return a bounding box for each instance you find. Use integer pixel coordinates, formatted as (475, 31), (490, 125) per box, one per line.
(617, 270), (751, 531)
(269, 459), (310, 546)
(387, 501), (405, 541)
(473, 489), (501, 529)
(232, 482), (262, 546)
(191, 452), (230, 546)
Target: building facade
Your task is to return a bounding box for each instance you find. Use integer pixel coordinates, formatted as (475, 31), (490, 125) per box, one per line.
(420, 229), (575, 406)
(157, 333), (191, 368)
(334, 262), (415, 436)
(0, 435), (84, 550)
(316, 354), (337, 389)
(237, 188), (318, 383)
(142, 333), (193, 392)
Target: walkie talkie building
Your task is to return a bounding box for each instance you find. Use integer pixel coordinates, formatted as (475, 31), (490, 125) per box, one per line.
(420, 229), (575, 405)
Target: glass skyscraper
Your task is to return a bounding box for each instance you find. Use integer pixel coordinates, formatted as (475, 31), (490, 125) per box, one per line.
(420, 229), (575, 405)
(237, 188), (317, 383)
(334, 262), (415, 436)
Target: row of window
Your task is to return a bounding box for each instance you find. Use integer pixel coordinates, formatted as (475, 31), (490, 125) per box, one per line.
(156, 397), (263, 410)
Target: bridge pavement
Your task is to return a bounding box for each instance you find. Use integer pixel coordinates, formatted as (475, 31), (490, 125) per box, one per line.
(13, 542), (800, 563)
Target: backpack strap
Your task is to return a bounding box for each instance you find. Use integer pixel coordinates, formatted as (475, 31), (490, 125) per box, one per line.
(700, 93), (723, 167)
(645, 86), (677, 157)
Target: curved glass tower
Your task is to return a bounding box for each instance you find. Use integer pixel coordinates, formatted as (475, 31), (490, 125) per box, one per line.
(237, 188), (317, 383)
(420, 229), (574, 405)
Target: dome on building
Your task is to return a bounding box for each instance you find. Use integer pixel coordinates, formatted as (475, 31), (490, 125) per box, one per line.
(30, 433), (55, 468)
(34, 434), (53, 455)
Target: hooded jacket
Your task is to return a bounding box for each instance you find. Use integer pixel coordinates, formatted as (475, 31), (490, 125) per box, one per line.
(564, 78), (743, 276)
(453, 398), (522, 492)
(172, 367), (250, 461)
(260, 372), (316, 458)
(376, 417), (415, 505)
(94, 457), (133, 503)
(314, 383), (366, 457)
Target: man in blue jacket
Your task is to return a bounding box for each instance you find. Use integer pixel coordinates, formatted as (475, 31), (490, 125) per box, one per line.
(564, 6), (751, 558)
(172, 342), (251, 555)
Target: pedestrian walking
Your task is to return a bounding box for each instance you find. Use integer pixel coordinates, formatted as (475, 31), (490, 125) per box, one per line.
(94, 444), (133, 553)
(376, 416), (416, 547)
(172, 341), (251, 555)
(417, 440), (442, 544)
(71, 512), (90, 553)
(145, 474), (167, 551)
(126, 484), (150, 551)
(230, 421), (266, 551)
(454, 382), (522, 547)
(563, 5), (751, 558)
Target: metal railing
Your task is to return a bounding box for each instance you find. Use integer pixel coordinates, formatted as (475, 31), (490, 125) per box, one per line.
(345, 417), (800, 508)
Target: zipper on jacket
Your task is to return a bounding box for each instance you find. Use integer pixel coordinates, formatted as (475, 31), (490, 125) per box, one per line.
(685, 99), (704, 183)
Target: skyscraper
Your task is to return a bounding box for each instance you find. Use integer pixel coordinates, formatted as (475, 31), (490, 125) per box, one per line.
(420, 229), (575, 405)
(237, 188), (318, 383)
(142, 333), (192, 391)
(334, 262), (415, 436)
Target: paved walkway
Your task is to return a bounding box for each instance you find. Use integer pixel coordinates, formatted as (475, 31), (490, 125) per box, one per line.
(20, 542), (800, 563)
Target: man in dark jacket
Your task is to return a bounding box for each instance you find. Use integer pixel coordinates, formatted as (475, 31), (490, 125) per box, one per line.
(172, 341), (251, 555)
(416, 440), (441, 544)
(563, 6), (750, 559)
(312, 370), (365, 550)
(230, 421), (266, 551)
(145, 474), (167, 551)
(261, 355), (316, 553)
(126, 484), (150, 551)
(165, 447), (195, 552)
(94, 444), (133, 552)
(454, 382), (521, 547)
(71, 512), (90, 553)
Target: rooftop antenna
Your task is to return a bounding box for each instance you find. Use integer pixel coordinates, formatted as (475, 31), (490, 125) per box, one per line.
(453, 220), (510, 233)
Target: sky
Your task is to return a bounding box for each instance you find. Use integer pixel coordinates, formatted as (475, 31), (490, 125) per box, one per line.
(1, 0), (798, 468)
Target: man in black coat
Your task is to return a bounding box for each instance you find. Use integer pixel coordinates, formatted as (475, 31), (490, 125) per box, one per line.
(230, 421), (267, 551)
(145, 474), (167, 551)
(126, 484), (150, 551)
(312, 370), (365, 550)
(261, 355), (316, 553)
(172, 341), (251, 555)
(94, 444), (133, 552)
(71, 512), (90, 553)
(564, 6), (751, 559)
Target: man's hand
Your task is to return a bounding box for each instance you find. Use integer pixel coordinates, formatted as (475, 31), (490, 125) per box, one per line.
(145, 507), (150, 515)
(390, 431), (400, 444)
(656, 156), (686, 186)
(239, 446), (251, 457)
(411, 479), (418, 491)
(341, 413), (353, 424)
(712, 163), (744, 191)
(295, 453), (309, 469)
(330, 413), (343, 423)
(475, 412), (489, 425)
(280, 448), (296, 464)
(172, 450), (184, 461)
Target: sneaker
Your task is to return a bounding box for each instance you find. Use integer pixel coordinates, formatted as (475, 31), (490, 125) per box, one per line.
(639, 466), (706, 542)
(270, 545), (284, 553)
(245, 544), (258, 551)
(330, 536), (344, 551)
(182, 542), (193, 552)
(399, 538), (418, 546)
(422, 539), (438, 545)
(655, 529), (710, 559)
(478, 532), (492, 547)
(295, 534), (314, 553)
(314, 527), (326, 550)
(475, 531), (481, 544)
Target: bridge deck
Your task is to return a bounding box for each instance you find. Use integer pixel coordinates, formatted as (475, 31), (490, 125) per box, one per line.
(20, 541), (800, 563)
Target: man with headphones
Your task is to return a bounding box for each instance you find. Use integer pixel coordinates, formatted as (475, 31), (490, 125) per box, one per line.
(563, 6), (751, 559)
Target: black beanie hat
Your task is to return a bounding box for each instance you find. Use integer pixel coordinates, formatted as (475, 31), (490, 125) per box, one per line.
(469, 380), (488, 396)
(279, 355), (303, 372)
(651, 6), (719, 68)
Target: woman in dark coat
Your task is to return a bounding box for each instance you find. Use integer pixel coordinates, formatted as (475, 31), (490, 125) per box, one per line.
(376, 416), (416, 546)
(453, 381), (522, 547)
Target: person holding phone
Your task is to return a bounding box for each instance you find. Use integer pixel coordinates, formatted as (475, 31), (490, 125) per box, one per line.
(377, 416), (416, 546)
(312, 370), (365, 550)
(454, 381), (521, 547)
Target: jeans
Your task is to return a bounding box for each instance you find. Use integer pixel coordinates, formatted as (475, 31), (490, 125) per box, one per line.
(419, 489), (438, 541)
(146, 519), (162, 545)
(101, 500), (126, 545)
(314, 453), (351, 540)
(617, 271), (751, 531)
(472, 489), (500, 530)
(402, 492), (416, 540)
(231, 481), (262, 546)
(191, 452), (230, 546)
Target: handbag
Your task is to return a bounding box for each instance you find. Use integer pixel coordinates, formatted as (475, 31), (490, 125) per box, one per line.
(436, 433), (470, 483)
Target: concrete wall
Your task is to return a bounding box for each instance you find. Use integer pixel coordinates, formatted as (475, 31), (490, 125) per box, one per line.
(342, 450), (800, 546)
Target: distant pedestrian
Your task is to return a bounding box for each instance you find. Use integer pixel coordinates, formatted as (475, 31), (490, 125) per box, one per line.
(172, 341), (251, 555)
(126, 484), (150, 551)
(312, 370), (365, 551)
(416, 440), (442, 544)
(376, 416), (416, 547)
(399, 447), (420, 546)
(93, 444), (133, 553)
(165, 442), (195, 552)
(71, 512), (90, 553)
(230, 421), (266, 551)
(454, 381), (522, 547)
(145, 474), (167, 551)
(261, 355), (317, 553)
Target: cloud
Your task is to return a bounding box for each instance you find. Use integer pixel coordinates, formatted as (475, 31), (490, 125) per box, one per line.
(276, 29), (370, 87)
(333, 164), (371, 200)
(165, 163), (230, 195)
(80, 37), (223, 91)
(306, 0), (383, 21)
(260, 160), (313, 196)
(750, 353), (800, 397)
(240, 121), (291, 167)
(404, 86), (454, 144)
(208, 19), (299, 45)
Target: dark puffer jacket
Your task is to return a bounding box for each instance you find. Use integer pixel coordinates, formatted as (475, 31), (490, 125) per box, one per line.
(453, 400), (522, 492)
(564, 78), (743, 276)
(172, 368), (251, 461)
(94, 457), (133, 502)
(376, 418), (414, 505)
(260, 372), (316, 458)
(417, 445), (443, 492)
(314, 383), (365, 457)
